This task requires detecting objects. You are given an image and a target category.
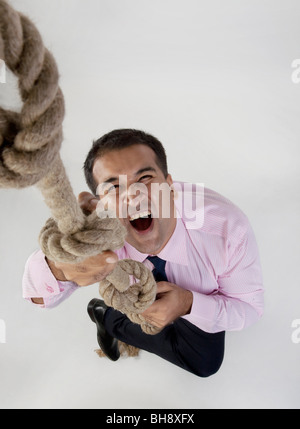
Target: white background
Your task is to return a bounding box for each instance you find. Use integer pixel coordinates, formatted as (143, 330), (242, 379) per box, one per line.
(0, 0), (299, 409)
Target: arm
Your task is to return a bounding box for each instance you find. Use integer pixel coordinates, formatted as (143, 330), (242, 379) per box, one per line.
(22, 249), (77, 308)
(30, 257), (69, 305)
(141, 281), (193, 330)
(183, 223), (264, 333)
(22, 249), (118, 308)
(142, 223), (264, 333)
(22, 192), (118, 308)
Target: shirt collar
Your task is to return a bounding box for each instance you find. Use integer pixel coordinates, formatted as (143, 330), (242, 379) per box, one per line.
(123, 215), (189, 266)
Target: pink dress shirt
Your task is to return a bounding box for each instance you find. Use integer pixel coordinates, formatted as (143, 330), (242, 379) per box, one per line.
(22, 183), (264, 333)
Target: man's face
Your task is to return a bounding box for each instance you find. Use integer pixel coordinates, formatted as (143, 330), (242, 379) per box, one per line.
(92, 144), (176, 255)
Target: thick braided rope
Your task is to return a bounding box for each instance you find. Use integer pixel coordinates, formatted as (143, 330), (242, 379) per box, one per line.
(100, 259), (161, 335)
(0, 1), (158, 347)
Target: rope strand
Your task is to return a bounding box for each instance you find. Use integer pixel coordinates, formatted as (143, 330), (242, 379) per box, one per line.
(0, 0), (160, 356)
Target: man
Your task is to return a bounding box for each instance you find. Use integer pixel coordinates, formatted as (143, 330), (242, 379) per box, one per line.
(22, 129), (264, 377)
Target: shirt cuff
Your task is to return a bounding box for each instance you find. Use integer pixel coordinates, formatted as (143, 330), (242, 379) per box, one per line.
(181, 291), (218, 333)
(22, 249), (78, 308)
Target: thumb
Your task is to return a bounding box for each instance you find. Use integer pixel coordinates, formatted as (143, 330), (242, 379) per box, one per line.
(78, 191), (99, 215)
(155, 281), (173, 294)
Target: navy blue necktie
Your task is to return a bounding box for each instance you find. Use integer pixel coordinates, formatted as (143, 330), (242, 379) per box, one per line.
(147, 256), (168, 282)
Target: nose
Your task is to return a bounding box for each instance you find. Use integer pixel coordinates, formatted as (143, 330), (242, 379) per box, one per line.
(119, 183), (149, 217)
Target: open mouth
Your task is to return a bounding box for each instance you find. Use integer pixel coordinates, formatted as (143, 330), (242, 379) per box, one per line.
(129, 210), (153, 232)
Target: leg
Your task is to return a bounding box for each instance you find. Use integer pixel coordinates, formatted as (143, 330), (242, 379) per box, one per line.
(104, 308), (225, 377)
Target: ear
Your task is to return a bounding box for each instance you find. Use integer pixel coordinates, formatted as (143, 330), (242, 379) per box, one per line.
(166, 173), (173, 187)
(166, 174), (179, 203)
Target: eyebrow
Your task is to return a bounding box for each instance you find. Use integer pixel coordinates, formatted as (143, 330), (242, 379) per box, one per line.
(103, 166), (157, 183)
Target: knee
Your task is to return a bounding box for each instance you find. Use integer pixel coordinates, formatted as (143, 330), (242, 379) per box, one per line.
(192, 356), (224, 378)
(194, 364), (222, 378)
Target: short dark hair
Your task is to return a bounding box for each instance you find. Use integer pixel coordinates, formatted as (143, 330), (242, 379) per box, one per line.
(83, 129), (168, 195)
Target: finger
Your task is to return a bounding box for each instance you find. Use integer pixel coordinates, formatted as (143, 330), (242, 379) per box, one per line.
(141, 298), (162, 317)
(55, 251), (118, 272)
(141, 310), (165, 329)
(78, 191), (99, 214)
(89, 251), (118, 278)
(102, 250), (118, 265)
(90, 251), (118, 266)
(155, 281), (173, 293)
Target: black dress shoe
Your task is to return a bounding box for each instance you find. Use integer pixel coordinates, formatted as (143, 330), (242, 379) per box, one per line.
(87, 298), (120, 361)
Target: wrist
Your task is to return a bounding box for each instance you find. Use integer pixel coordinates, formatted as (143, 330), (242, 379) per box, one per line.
(182, 289), (193, 316)
(45, 257), (67, 282)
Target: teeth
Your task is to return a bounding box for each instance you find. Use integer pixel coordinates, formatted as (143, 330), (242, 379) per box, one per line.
(129, 211), (151, 221)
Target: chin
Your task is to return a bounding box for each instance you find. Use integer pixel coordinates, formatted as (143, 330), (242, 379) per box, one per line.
(128, 237), (162, 255)
(126, 230), (164, 254)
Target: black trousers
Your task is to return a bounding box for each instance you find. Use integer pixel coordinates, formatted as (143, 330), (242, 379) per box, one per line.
(104, 308), (225, 377)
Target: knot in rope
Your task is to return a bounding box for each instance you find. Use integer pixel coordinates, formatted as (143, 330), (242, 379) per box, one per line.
(0, 0), (159, 351)
(100, 259), (161, 335)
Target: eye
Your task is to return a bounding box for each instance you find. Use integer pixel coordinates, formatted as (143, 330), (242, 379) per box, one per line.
(139, 175), (152, 182)
(107, 184), (119, 193)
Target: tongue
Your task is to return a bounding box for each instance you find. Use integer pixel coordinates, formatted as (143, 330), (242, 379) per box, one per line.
(131, 217), (152, 231)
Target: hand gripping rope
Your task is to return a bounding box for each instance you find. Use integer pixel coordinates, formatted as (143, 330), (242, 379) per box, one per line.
(0, 0), (160, 357)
